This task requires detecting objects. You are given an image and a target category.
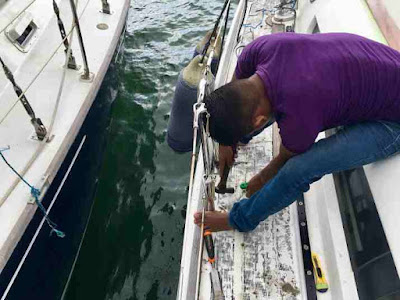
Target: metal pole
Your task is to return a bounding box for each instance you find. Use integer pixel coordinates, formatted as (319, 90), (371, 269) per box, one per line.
(69, 0), (91, 80)
(0, 56), (47, 140)
(53, 0), (77, 69)
(101, 0), (111, 14)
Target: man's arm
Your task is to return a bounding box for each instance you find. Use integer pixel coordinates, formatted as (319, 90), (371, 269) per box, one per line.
(246, 144), (295, 197)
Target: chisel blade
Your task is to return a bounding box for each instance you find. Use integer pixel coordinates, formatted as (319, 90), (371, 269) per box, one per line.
(210, 268), (224, 300)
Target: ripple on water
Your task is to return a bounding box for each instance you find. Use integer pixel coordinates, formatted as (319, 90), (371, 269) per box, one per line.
(64, 0), (230, 299)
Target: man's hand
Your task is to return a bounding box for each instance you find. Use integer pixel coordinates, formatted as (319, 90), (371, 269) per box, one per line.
(193, 211), (233, 232)
(246, 144), (296, 197)
(219, 145), (235, 177)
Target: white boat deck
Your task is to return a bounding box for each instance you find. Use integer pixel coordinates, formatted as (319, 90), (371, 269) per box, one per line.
(210, 2), (304, 295)
(210, 131), (303, 299)
(178, 1), (308, 299)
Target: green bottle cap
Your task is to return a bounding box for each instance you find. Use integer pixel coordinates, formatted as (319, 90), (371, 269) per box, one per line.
(240, 182), (248, 190)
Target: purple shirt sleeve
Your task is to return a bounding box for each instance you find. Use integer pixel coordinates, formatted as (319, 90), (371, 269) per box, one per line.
(235, 36), (274, 79)
(235, 45), (257, 79)
(278, 114), (320, 153)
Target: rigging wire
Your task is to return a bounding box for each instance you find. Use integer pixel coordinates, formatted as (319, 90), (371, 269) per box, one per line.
(236, 0), (248, 43)
(69, 0), (91, 79)
(215, 0), (231, 73)
(53, 0), (78, 69)
(188, 0), (232, 201)
(200, 0), (231, 64)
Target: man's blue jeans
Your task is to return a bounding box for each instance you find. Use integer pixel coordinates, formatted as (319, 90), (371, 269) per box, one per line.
(229, 121), (400, 232)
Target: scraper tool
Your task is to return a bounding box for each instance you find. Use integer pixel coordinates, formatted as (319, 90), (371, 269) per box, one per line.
(204, 230), (224, 299)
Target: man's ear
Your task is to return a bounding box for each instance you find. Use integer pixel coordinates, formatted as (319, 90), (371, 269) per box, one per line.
(252, 115), (269, 131)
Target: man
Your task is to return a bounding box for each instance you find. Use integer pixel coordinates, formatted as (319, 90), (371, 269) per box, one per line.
(193, 32), (400, 232)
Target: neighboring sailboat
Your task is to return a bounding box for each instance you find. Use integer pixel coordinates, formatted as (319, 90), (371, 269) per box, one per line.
(0, 0), (129, 298)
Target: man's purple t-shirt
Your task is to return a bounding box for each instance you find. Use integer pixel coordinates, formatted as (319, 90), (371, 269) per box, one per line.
(235, 33), (400, 153)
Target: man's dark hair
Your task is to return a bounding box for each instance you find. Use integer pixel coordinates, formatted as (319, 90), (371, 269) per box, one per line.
(204, 80), (259, 146)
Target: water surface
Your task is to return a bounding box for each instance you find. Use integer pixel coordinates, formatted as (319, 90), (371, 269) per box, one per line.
(65, 1), (225, 299)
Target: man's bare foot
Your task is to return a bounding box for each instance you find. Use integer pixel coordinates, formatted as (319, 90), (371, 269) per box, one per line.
(193, 211), (233, 232)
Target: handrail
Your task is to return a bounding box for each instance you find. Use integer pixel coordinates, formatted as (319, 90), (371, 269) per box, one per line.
(69, 0), (91, 80)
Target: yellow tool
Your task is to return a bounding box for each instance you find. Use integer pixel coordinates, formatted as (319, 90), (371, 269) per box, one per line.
(312, 252), (329, 293)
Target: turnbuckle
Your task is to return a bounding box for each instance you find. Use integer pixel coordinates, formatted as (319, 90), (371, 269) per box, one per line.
(31, 118), (47, 141)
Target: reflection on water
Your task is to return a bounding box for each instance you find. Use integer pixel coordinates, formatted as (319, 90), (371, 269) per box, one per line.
(64, 0), (224, 299)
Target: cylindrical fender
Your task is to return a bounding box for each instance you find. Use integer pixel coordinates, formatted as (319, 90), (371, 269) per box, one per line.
(167, 55), (207, 152)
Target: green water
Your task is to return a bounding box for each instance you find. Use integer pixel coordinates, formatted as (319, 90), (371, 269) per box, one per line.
(64, 1), (225, 299)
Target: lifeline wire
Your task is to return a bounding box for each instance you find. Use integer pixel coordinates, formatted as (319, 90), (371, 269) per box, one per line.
(0, 148), (65, 238)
